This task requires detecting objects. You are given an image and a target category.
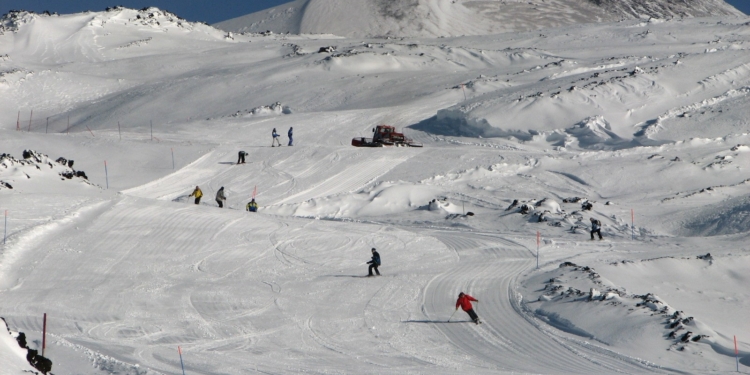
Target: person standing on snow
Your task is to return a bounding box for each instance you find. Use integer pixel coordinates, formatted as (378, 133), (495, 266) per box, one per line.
(246, 198), (258, 212)
(188, 186), (203, 205)
(272, 128), (281, 147)
(216, 186), (227, 208)
(590, 217), (603, 240)
(367, 248), (381, 276)
(288, 127), (293, 146)
(455, 292), (481, 324)
(237, 151), (247, 164)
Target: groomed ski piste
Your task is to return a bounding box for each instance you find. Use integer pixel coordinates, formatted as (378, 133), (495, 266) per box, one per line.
(1, 4), (750, 374)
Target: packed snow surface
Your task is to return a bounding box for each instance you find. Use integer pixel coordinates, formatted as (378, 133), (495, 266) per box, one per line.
(1, 6), (750, 375)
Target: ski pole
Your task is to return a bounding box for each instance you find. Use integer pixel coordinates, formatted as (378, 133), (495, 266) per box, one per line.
(448, 309), (458, 322)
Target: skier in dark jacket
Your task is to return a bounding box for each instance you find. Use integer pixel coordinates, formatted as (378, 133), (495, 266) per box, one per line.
(455, 292), (480, 324)
(288, 127), (293, 146)
(237, 151), (247, 164)
(367, 248), (381, 276)
(590, 217), (603, 240)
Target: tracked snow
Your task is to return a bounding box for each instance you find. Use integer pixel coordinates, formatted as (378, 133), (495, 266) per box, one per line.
(1, 4), (750, 375)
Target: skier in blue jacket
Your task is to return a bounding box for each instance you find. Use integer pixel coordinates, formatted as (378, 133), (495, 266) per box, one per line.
(288, 127), (294, 146)
(367, 248), (381, 276)
(272, 128), (281, 147)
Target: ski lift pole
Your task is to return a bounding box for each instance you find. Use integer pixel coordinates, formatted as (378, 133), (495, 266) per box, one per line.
(178, 346), (186, 375)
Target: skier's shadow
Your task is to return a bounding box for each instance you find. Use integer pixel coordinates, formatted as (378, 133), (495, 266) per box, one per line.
(326, 275), (370, 278)
(403, 320), (467, 324)
(218, 162), (236, 165)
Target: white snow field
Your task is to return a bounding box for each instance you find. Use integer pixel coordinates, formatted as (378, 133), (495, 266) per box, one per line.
(1, 4), (750, 374)
(216, 0), (744, 38)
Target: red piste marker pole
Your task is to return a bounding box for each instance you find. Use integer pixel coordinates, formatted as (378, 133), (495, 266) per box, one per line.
(104, 161), (109, 189)
(536, 231), (541, 269)
(252, 185), (257, 199)
(42, 313), (47, 357)
(178, 346), (186, 375)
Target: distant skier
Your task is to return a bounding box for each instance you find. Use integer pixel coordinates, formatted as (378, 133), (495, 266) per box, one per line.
(288, 127), (293, 146)
(272, 128), (281, 147)
(188, 186), (203, 205)
(590, 217), (603, 240)
(237, 151), (247, 164)
(246, 198), (258, 212)
(455, 292), (481, 324)
(216, 186), (227, 208)
(367, 248), (381, 276)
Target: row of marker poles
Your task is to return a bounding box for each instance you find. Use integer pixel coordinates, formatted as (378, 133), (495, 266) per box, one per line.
(536, 231), (540, 269)
(178, 346), (186, 375)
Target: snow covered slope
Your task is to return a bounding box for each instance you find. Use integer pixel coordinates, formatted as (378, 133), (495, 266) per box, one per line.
(1, 6), (750, 375)
(215, 0), (744, 37)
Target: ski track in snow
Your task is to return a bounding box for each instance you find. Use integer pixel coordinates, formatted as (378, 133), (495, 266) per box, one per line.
(422, 232), (659, 374)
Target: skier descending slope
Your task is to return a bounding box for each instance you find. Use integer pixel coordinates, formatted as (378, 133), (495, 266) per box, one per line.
(367, 248), (381, 276)
(455, 292), (481, 324)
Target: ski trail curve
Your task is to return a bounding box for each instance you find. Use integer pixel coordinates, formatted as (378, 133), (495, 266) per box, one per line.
(421, 231), (662, 374)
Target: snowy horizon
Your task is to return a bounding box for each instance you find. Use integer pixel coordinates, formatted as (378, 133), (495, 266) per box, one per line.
(1, 4), (750, 374)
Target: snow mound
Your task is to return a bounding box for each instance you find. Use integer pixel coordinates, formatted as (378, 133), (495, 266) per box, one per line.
(0, 319), (36, 374)
(521, 258), (730, 356)
(215, 0), (744, 38)
(0, 150), (94, 193)
(562, 116), (626, 149)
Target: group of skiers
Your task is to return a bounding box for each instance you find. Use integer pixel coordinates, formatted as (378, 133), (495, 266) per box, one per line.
(272, 127), (293, 147)
(188, 186), (258, 212)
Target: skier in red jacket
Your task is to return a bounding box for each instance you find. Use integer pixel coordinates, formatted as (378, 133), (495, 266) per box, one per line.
(455, 292), (481, 324)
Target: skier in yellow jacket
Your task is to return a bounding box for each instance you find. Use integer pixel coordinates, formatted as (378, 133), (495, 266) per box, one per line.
(189, 186), (203, 205)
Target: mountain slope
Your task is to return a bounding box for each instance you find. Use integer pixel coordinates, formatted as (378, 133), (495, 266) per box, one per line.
(215, 0), (744, 37)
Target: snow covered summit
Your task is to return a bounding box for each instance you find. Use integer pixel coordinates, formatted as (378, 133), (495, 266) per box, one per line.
(215, 0), (744, 37)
